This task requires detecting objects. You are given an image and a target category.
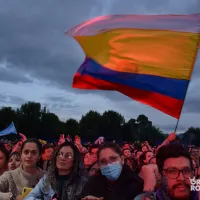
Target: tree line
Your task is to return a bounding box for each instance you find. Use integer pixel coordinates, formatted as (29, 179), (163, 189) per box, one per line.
(0, 102), (199, 146)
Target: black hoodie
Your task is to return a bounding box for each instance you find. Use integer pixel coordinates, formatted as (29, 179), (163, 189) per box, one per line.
(80, 164), (144, 200)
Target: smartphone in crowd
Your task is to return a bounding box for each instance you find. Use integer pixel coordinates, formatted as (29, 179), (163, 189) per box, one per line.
(22, 187), (32, 198)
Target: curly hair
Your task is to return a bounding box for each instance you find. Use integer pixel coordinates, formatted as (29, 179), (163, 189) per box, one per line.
(44, 142), (86, 192)
(156, 143), (193, 174)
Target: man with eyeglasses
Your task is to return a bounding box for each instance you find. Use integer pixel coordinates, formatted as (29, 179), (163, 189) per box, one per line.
(135, 143), (198, 200)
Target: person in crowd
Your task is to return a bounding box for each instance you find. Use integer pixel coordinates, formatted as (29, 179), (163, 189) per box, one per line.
(89, 144), (100, 164)
(123, 148), (137, 171)
(149, 156), (156, 164)
(133, 149), (138, 156)
(88, 161), (99, 177)
(135, 143), (198, 200)
(141, 145), (149, 152)
(123, 148), (132, 158)
(83, 152), (92, 170)
(80, 142), (143, 200)
(39, 143), (54, 171)
(139, 151), (154, 167)
(142, 141), (153, 152)
(0, 138), (45, 200)
(191, 156), (200, 178)
(190, 147), (200, 166)
(8, 151), (21, 171)
(122, 142), (130, 150)
(41, 143), (54, 161)
(0, 143), (9, 175)
(135, 150), (143, 166)
(25, 142), (88, 200)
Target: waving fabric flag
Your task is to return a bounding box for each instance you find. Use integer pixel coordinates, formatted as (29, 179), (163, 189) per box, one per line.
(0, 122), (17, 136)
(65, 14), (200, 119)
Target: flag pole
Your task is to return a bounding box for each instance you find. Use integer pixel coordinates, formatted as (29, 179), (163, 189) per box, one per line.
(174, 119), (180, 133)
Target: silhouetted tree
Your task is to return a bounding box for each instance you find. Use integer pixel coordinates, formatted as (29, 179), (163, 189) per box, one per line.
(0, 101), (199, 145)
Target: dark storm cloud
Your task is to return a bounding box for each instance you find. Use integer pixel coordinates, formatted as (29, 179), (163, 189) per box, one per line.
(0, 66), (32, 83)
(46, 95), (80, 110)
(112, 0), (200, 14)
(0, 93), (25, 106)
(0, 94), (7, 104)
(182, 79), (200, 114)
(0, 0), (199, 118)
(8, 95), (25, 105)
(0, 0), (95, 89)
(183, 98), (200, 113)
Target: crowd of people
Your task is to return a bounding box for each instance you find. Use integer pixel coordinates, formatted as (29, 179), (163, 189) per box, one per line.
(0, 132), (199, 200)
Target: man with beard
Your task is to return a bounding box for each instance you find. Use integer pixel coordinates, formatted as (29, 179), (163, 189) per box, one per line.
(135, 143), (198, 200)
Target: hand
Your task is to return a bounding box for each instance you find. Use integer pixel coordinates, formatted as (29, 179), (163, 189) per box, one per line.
(81, 196), (104, 200)
(75, 135), (81, 145)
(95, 137), (104, 144)
(19, 133), (27, 142)
(141, 197), (152, 200)
(12, 141), (22, 153)
(66, 135), (71, 142)
(167, 133), (176, 142)
(16, 195), (23, 200)
(139, 164), (158, 191)
(58, 134), (65, 145)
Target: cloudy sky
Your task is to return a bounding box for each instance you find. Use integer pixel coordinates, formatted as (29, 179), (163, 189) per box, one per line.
(0, 0), (199, 133)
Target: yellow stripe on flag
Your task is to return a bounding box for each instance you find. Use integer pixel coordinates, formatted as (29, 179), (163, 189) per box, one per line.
(75, 28), (199, 80)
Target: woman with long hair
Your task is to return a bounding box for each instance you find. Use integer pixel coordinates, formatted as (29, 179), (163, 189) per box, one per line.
(0, 138), (45, 200)
(25, 142), (88, 200)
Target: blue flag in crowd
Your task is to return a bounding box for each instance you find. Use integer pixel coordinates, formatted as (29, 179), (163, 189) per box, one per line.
(0, 122), (17, 136)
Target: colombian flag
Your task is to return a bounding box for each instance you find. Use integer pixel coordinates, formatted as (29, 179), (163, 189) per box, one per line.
(65, 14), (200, 119)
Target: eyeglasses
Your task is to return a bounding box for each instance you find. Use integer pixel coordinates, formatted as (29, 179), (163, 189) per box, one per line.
(163, 167), (193, 179)
(99, 156), (120, 166)
(57, 152), (73, 160)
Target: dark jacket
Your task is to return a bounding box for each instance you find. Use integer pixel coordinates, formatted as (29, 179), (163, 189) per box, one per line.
(80, 165), (144, 200)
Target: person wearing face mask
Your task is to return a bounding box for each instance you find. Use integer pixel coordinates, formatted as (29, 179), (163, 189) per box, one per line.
(80, 142), (143, 200)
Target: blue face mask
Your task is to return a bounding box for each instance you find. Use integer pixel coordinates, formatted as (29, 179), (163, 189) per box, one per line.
(100, 162), (122, 181)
